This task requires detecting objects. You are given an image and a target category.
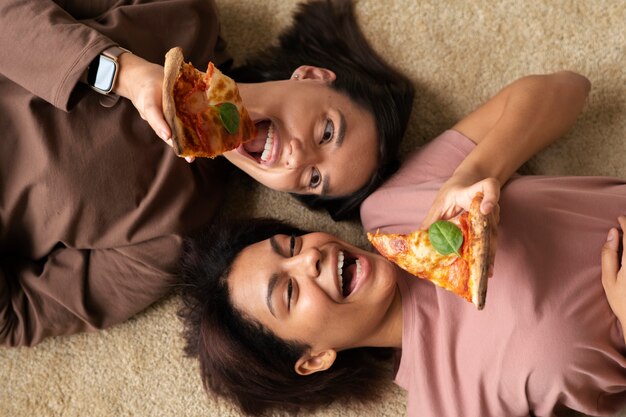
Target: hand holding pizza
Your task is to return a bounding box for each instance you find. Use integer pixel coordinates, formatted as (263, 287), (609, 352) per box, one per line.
(114, 54), (174, 145)
(420, 175), (501, 230)
(601, 215), (626, 344)
(420, 174), (500, 282)
(161, 47), (256, 160)
(369, 193), (494, 309)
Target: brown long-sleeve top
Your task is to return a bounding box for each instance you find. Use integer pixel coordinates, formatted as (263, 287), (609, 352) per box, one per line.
(0, 0), (231, 346)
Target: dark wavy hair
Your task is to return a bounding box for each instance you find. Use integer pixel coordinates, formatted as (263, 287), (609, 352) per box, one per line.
(228, 0), (415, 220)
(177, 217), (394, 416)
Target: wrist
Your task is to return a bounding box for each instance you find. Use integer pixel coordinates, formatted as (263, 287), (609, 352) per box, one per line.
(113, 52), (147, 99)
(113, 54), (165, 108)
(450, 165), (486, 186)
(113, 50), (142, 98)
(86, 46), (131, 95)
(453, 151), (509, 186)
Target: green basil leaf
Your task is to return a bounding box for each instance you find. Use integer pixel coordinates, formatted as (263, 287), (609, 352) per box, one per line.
(217, 102), (240, 134)
(428, 220), (463, 257)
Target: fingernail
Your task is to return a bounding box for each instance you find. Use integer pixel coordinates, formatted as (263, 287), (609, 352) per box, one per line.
(160, 131), (169, 141)
(607, 229), (615, 241)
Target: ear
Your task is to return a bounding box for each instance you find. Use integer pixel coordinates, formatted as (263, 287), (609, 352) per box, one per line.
(294, 349), (337, 376)
(291, 65), (336, 83)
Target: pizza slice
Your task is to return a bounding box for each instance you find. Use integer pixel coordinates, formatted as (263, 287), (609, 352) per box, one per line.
(367, 193), (492, 309)
(162, 47), (256, 158)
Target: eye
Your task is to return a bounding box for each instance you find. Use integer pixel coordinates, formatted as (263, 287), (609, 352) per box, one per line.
(309, 167), (322, 189)
(289, 234), (296, 257)
(320, 119), (334, 144)
(287, 278), (293, 311)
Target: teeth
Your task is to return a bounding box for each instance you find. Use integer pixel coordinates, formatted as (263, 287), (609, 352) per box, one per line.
(260, 123), (274, 161)
(355, 259), (361, 281)
(337, 250), (344, 294)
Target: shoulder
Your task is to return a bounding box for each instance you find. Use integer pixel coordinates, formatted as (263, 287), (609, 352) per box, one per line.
(397, 129), (475, 182)
(360, 130), (476, 232)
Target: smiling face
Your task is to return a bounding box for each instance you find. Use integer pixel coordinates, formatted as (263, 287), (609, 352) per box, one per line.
(223, 66), (378, 197)
(227, 231), (402, 374)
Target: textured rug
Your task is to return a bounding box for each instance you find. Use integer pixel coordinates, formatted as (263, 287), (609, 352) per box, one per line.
(2, 0), (625, 416)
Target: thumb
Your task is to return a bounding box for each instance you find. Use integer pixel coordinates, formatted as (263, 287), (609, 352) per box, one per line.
(143, 103), (172, 142)
(478, 178), (500, 215)
(420, 207), (440, 230)
(601, 228), (620, 288)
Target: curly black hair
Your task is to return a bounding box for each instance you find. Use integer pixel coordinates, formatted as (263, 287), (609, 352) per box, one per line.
(178, 217), (394, 416)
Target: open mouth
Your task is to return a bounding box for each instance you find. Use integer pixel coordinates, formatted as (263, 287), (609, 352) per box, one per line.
(337, 250), (361, 298)
(239, 120), (276, 164)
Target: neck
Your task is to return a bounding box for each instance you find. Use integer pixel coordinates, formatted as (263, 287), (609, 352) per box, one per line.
(363, 284), (404, 349)
(384, 285), (404, 348)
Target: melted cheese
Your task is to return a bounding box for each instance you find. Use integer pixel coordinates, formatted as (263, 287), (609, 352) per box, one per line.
(368, 213), (473, 303)
(172, 62), (256, 158)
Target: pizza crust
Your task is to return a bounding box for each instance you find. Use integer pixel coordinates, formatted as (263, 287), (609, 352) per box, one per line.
(162, 46), (187, 156)
(468, 193), (491, 310)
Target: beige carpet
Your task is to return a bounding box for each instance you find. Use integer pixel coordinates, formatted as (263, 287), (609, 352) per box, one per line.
(2, 0), (625, 416)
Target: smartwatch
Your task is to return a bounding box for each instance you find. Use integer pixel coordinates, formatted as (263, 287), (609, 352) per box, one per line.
(86, 46), (130, 95)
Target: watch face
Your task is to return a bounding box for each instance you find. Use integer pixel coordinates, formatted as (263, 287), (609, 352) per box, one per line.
(87, 55), (117, 93)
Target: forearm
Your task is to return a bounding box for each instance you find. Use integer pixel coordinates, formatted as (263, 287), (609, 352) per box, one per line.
(0, 0), (112, 110)
(1, 239), (178, 347)
(453, 71), (591, 184)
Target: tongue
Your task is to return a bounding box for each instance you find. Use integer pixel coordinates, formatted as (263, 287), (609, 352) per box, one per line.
(243, 120), (271, 154)
(343, 264), (358, 295)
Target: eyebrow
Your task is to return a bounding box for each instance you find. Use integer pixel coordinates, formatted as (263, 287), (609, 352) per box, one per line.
(266, 236), (282, 318)
(266, 273), (279, 318)
(321, 110), (346, 197)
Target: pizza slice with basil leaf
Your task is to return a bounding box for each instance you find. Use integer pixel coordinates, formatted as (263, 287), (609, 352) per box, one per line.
(163, 47), (256, 158)
(368, 193), (493, 309)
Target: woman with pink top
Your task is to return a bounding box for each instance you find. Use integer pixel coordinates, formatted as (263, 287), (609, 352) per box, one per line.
(176, 65), (626, 416)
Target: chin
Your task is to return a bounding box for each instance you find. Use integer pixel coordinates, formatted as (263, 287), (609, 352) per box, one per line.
(375, 255), (400, 290)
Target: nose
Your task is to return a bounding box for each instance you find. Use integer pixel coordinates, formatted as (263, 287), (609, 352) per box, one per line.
(287, 247), (321, 278)
(285, 138), (315, 169)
